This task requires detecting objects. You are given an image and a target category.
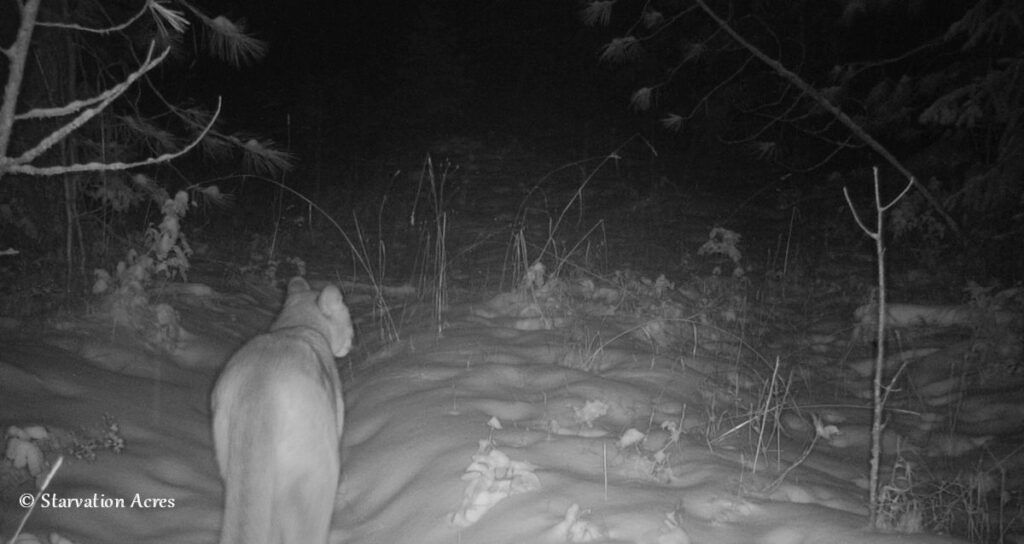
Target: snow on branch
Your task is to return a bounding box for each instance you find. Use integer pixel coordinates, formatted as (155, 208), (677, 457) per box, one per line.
(2, 43), (171, 170)
(6, 98), (221, 177)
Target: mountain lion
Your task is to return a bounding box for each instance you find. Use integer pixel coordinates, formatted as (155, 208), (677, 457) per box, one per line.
(212, 277), (353, 544)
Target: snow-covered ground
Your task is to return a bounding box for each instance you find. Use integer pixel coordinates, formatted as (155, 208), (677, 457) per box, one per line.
(2, 268), (991, 544)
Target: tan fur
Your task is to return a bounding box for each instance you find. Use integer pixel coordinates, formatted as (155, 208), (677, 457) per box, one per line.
(212, 277), (353, 544)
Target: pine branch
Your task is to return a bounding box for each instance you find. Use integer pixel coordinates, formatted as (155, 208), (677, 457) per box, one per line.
(235, 136), (293, 176)
(692, 0), (964, 242)
(204, 16), (267, 67)
(119, 115), (178, 152)
(176, 0), (267, 67)
(580, 1), (615, 27)
(599, 36), (642, 63)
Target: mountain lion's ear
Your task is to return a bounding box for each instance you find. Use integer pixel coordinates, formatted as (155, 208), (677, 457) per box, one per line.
(318, 285), (345, 317)
(287, 276), (312, 295)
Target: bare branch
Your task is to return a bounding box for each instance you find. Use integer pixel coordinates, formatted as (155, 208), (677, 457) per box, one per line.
(6, 98), (221, 176)
(35, 1), (151, 34)
(2, 43), (170, 168)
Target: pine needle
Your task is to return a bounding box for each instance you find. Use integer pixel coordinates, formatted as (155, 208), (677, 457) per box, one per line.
(199, 133), (234, 162)
(119, 115), (177, 152)
(642, 8), (664, 28)
(238, 137), (293, 176)
(195, 184), (234, 208)
(681, 42), (706, 63)
(174, 0), (266, 66)
(148, 0), (190, 34)
(629, 87), (653, 111)
(580, 1), (615, 27)
(203, 16), (267, 67)
(599, 36), (641, 63)
(661, 114), (683, 131)
(750, 140), (779, 161)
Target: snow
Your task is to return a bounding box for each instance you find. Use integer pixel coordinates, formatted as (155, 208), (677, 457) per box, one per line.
(1, 283), (972, 544)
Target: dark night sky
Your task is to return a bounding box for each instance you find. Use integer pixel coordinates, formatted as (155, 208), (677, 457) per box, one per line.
(3, 0), (987, 174)
(195, 0), (979, 162)
(196, 0), (628, 154)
